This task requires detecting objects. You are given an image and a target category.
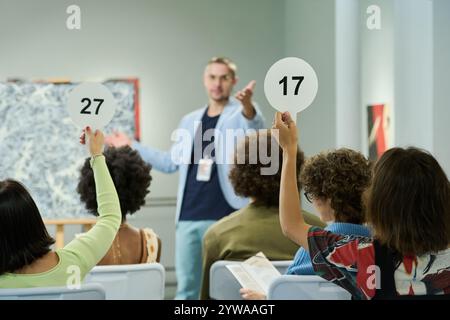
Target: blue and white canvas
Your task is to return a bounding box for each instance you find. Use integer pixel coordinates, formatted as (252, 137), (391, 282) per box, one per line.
(0, 81), (136, 218)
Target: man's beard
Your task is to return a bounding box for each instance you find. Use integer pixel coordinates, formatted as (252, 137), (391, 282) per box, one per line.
(210, 93), (229, 102)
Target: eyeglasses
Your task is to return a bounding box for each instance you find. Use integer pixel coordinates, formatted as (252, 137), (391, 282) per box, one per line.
(304, 192), (313, 203)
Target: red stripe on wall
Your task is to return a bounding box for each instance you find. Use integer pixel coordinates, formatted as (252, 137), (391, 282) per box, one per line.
(372, 104), (386, 157)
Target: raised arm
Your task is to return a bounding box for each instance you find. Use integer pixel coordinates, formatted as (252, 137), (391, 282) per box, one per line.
(62, 127), (121, 275)
(271, 112), (311, 250)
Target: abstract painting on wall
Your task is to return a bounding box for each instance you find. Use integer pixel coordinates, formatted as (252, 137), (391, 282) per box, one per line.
(0, 79), (140, 219)
(367, 104), (392, 161)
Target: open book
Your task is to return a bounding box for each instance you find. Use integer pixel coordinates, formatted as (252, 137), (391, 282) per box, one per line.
(226, 252), (281, 295)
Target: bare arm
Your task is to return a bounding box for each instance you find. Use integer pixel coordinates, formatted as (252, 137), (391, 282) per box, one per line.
(272, 112), (311, 250)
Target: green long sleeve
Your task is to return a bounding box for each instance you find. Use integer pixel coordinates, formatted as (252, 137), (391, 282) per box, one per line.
(0, 155), (121, 288)
(61, 155), (122, 276)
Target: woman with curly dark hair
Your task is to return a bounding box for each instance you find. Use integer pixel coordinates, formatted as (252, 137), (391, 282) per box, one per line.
(77, 146), (161, 265)
(200, 129), (325, 299)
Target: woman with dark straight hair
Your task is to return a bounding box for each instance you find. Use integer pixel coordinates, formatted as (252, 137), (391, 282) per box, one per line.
(0, 180), (55, 273)
(273, 111), (450, 299)
(0, 127), (121, 288)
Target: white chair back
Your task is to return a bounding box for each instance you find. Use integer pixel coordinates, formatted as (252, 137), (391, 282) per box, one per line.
(267, 275), (351, 300)
(0, 283), (105, 300)
(84, 263), (165, 300)
(209, 260), (292, 300)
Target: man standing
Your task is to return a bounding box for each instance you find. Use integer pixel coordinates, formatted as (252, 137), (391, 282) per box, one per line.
(105, 57), (265, 299)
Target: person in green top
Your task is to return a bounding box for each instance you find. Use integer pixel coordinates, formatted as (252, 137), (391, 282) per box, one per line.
(0, 127), (121, 288)
(199, 130), (325, 299)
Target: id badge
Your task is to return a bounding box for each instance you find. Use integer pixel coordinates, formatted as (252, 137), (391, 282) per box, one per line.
(197, 157), (213, 181)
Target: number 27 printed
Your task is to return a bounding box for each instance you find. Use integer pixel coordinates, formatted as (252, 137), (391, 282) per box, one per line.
(80, 98), (104, 115)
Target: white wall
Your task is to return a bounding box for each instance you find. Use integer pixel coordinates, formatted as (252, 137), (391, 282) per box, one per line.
(285, 0), (336, 158)
(394, 0), (433, 151)
(335, 0), (361, 150)
(360, 0), (395, 157)
(433, 0), (450, 176)
(359, 0), (438, 162)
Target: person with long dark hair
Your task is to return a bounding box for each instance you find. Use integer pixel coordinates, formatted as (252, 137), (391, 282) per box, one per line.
(0, 127), (121, 288)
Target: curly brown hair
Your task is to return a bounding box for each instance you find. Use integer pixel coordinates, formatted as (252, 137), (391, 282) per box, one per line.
(77, 146), (152, 221)
(229, 130), (304, 207)
(300, 148), (372, 224)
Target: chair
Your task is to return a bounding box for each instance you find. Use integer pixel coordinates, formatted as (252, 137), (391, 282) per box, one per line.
(0, 283), (105, 300)
(209, 260), (292, 300)
(267, 275), (351, 300)
(83, 263), (165, 300)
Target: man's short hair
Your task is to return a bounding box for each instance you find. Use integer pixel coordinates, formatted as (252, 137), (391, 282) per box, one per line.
(207, 57), (237, 78)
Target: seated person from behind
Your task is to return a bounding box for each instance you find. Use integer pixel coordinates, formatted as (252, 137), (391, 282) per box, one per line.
(241, 148), (372, 300)
(200, 129), (325, 300)
(273, 111), (450, 299)
(77, 146), (161, 265)
(0, 127), (122, 288)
